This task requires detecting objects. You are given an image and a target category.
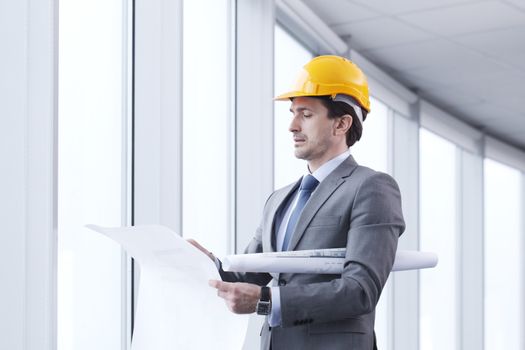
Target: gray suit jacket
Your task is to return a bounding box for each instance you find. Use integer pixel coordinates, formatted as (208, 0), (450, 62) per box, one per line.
(220, 155), (405, 350)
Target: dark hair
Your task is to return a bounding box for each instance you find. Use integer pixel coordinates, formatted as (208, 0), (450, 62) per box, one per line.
(313, 96), (367, 147)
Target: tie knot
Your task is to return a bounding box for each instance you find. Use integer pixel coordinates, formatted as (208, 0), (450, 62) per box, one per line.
(300, 175), (319, 191)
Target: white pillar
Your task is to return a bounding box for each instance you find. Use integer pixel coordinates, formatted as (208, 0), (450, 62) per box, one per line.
(391, 103), (420, 350)
(459, 149), (484, 350)
(235, 0), (275, 254)
(235, 1), (275, 349)
(133, 0), (183, 231)
(0, 0), (58, 349)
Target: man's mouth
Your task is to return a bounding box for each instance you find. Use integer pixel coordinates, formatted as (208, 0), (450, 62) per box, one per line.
(293, 135), (306, 145)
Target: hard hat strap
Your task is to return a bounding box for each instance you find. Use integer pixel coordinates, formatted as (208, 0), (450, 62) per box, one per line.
(333, 94), (364, 124)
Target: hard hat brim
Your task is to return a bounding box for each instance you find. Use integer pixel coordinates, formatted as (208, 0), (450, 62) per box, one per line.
(273, 90), (318, 101)
(274, 91), (371, 113)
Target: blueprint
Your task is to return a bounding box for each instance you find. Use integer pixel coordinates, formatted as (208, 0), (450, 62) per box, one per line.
(87, 224), (249, 350)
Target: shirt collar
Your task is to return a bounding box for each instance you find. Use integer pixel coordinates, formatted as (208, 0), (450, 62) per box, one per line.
(308, 148), (351, 183)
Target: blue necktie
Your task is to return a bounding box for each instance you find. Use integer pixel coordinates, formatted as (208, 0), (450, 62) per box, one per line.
(281, 175), (319, 251)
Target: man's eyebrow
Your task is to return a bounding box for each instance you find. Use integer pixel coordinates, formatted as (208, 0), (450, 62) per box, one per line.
(289, 107), (310, 113)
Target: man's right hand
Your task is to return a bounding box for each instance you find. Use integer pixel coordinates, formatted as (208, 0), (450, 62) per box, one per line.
(187, 239), (216, 262)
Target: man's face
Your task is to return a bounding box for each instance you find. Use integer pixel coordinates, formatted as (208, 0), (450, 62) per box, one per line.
(288, 97), (340, 164)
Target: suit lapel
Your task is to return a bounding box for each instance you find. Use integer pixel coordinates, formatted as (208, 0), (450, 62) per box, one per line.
(262, 180), (301, 253)
(287, 155), (359, 251)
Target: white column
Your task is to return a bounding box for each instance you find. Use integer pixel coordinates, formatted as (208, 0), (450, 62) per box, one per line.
(0, 0), (57, 349)
(459, 149), (484, 350)
(133, 0), (183, 231)
(236, 1), (275, 349)
(235, 0), (275, 253)
(522, 171), (525, 350)
(132, 0), (183, 333)
(391, 104), (420, 350)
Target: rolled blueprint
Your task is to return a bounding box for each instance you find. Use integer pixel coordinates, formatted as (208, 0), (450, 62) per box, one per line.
(222, 249), (438, 274)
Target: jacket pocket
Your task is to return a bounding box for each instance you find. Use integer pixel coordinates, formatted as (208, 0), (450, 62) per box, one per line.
(308, 318), (368, 334)
(308, 215), (341, 228)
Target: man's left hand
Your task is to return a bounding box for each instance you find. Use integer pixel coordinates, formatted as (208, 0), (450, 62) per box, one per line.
(209, 280), (264, 314)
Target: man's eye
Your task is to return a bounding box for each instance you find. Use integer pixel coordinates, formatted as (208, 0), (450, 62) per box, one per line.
(303, 114), (312, 118)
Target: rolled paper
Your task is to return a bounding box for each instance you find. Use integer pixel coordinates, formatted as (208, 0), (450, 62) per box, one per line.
(222, 249), (438, 274)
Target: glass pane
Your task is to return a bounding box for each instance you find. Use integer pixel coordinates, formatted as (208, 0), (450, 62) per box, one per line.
(183, 0), (230, 257)
(484, 159), (523, 350)
(58, 0), (127, 349)
(274, 25), (312, 189)
(419, 128), (458, 350)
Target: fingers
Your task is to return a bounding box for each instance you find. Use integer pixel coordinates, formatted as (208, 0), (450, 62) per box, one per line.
(209, 279), (231, 292)
(208, 279), (219, 288)
(209, 280), (232, 300)
(186, 238), (206, 252)
(208, 281), (260, 314)
(186, 239), (215, 261)
(209, 280), (238, 299)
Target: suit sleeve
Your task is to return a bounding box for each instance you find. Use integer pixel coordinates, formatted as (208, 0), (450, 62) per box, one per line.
(279, 172), (405, 327)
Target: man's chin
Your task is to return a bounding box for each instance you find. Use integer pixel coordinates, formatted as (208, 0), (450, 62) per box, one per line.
(294, 149), (308, 160)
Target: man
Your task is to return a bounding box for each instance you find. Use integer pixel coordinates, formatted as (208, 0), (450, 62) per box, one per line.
(189, 55), (405, 350)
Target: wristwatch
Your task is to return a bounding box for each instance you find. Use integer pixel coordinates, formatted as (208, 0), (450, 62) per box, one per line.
(256, 286), (271, 315)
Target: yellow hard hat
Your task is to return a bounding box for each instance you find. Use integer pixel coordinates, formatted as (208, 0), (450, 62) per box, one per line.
(274, 55), (371, 113)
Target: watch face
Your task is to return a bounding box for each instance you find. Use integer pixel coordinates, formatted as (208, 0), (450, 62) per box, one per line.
(257, 301), (271, 315)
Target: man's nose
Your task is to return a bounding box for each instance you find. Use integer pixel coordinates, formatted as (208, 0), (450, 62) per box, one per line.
(288, 116), (300, 133)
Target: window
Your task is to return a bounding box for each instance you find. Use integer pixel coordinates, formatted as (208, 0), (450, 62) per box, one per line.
(274, 24), (312, 189)
(58, 0), (130, 348)
(484, 159), (523, 350)
(419, 128), (458, 350)
(182, 0), (232, 257)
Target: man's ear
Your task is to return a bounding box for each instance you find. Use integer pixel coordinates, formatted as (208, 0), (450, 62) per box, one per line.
(334, 114), (353, 136)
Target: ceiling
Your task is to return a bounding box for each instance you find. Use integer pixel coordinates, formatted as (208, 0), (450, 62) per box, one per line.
(302, 0), (525, 151)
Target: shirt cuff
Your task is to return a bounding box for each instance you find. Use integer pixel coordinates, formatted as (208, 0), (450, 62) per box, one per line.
(268, 286), (282, 327)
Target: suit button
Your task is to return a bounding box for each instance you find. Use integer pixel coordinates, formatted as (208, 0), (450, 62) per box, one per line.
(293, 321), (299, 326)
(278, 279), (286, 286)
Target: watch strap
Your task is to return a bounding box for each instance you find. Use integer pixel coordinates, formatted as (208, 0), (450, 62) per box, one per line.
(256, 287), (272, 315)
(260, 286), (270, 302)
